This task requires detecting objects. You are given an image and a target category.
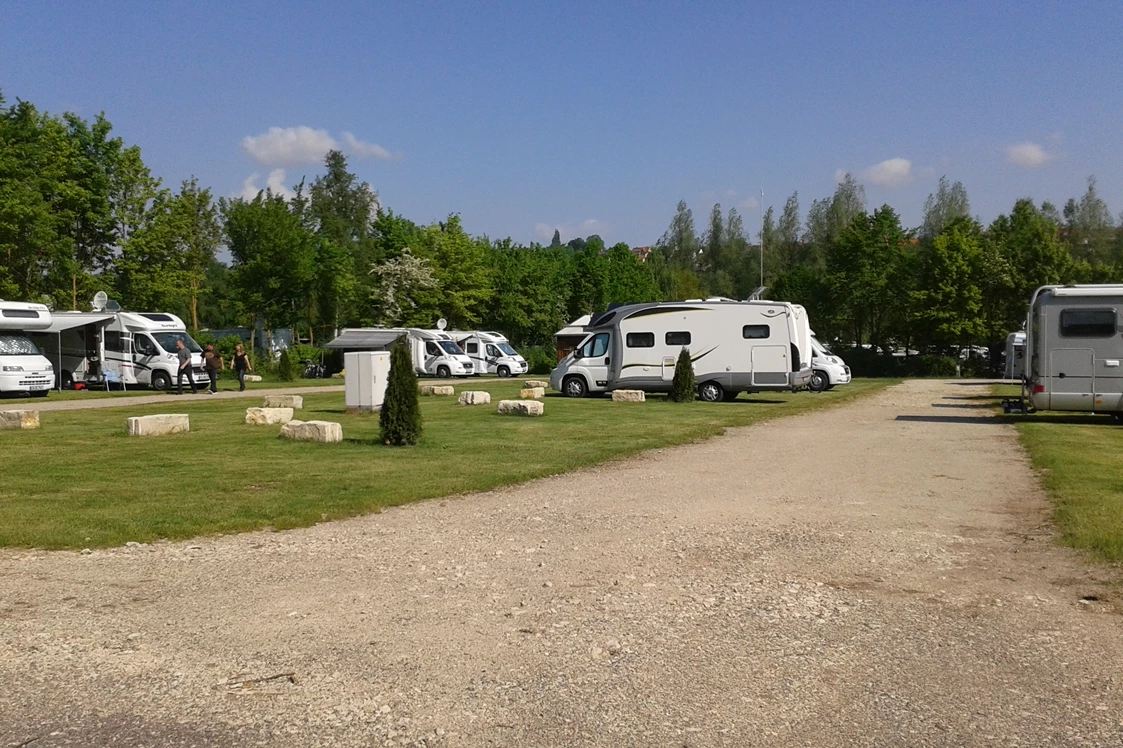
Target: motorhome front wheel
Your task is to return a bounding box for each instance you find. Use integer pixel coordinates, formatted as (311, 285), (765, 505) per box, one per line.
(151, 371), (171, 390)
(563, 376), (587, 398)
(808, 370), (829, 392)
(497, 366), (510, 378)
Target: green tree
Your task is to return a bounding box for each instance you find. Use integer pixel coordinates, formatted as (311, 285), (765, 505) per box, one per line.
(912, 218), (986, 349)
(920, 176), (971, 239)
(1063, 175), (1115, 268)
(369, 249), (438, 326)
(380, 337), (422, 446)
(603, 242), (659, 305)
(657, 200), (699, 271)
(669, 346), (695, 402)
(421, 215), (494, 328)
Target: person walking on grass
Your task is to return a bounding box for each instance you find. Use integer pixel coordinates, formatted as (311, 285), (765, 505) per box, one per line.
(175, 339), (198, 395)
(203, 343), (223, 395)
(230, 343), (253, 392)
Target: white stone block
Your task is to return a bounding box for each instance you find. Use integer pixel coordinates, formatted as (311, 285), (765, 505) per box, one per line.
(498, 399), (544, 417)
(458, 391), (492, 406)
(612, 389), (646, 403)
(127, 414), (190, 437)
(0, 410), (40, 430)
(519, 387), (545, 399)
(244, 374), (263, 382)
(279, 420), (343, 443)
(420, 385), (455, 396)
(245, 407), (294, 425)
(523, 379), (549, 389)
(263, 394), (303, 409)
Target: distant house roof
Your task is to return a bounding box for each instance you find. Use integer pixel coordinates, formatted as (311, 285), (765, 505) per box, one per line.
(631, 246), (652, 262)
(325, 328), (406, 350)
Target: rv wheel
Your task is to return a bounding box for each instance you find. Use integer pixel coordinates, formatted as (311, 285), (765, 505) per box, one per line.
(1111, 413), (1123, 425)
(808, 370), (829, 392)
(437, 365), (451, 379)
(497, 366), (510, 378)
(151, 371), (171, 391)
(60, 371), (74, 390)
(698, 381), (725, 403)
(563, 376), (587, 398)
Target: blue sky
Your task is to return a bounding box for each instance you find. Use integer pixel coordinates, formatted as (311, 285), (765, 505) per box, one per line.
(3, 1), (1121, 248)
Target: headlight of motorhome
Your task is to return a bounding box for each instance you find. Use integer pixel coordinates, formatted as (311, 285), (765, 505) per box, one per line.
(45, 364), (53, 371)
(2, 365), (23, 372)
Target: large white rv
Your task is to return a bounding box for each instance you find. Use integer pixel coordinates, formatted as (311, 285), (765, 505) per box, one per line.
(326, 328), (474, 378)
(0, 301), (56, 396)
(550, 299), (814, 401)
(31, 310), (208, 390)
(1024, 285), (1123, 420)
(453, 331), (528, 377)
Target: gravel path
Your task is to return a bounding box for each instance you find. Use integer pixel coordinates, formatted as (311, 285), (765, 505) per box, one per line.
(2, 379), (1121, 747)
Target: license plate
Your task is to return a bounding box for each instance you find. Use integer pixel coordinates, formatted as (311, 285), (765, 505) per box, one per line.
(30, 384), (50, 391)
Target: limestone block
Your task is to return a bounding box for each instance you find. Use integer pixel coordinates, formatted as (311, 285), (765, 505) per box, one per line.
(263, 394), (303, 409)
(611, 389), (646, 403)
(127, 413), (189, 436)
(0, 410), (40, 430)
(279, 420), (343, 443)
(498, 399), (544, 417)
(420, 385), (455, 396)
(244, 374), (263, 383)
(524, 380), (549, 389)
(519, 387), (545, 399)
(458, 391), (492, 406)
(245, 407), (294, 425)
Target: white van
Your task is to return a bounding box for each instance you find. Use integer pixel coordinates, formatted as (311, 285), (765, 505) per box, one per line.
(0, 301), (55, 396)
(551, 299), (813, 401)
(33, 310), (208, 390)
(1004, 331), (1026, 381)
(808, 334), (851, 392)
(454, 331), (528, 377)
(325, 328), (474, 378)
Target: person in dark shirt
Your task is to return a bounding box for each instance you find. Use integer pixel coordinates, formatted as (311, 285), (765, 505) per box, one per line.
(176, 339), (197, 395)
(202, 344), (223, 395)
(230, 343), (253, 392)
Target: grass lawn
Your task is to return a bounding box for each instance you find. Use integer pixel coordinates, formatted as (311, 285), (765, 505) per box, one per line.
(0, 376), (344, 405)
(993, 384), (1123, 563)
(0, 379), (893, 550)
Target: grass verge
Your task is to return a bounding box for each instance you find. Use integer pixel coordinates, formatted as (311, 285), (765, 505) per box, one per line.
(993, 384), (1123, 563)
(1, 379), (893, 549)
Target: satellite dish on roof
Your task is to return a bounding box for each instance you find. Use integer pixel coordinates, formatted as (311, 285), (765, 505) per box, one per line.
(91, 291), (108, 311)
(436, 318), (447, 331)
(105, 300), (121, 312)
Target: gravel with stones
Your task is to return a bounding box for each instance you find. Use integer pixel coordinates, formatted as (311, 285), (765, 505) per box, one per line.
(2, 379), (1121, 746)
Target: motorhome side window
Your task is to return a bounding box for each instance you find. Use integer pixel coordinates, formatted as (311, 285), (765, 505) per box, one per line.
(465, 342), (478, 354)
(742, 325), (769, 339)
(1059, 309), (1116, 338)
(104, 331), (127, 352)
(666, 331), (690, 346)
(626, 332), (655, 348)
(134, 335), (156, 356)
(486, 344), (500, 357)
(581, 333), (609, 358)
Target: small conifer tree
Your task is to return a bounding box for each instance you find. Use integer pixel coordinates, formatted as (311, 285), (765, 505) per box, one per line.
(380, 337), (422, 445)
(669, 346), (695, 402)
(277, 348), (297, 381)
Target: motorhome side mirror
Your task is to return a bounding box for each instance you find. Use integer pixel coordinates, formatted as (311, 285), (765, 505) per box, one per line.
(572, 349), (582, 359)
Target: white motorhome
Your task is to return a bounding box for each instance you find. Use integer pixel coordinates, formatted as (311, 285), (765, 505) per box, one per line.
(1024, 284), (1123, 420)
(325, 328), (474, 378)
(32, 310), (208, 390)
(0, 301), (56, 396)
(550, 299), (814, 401)
(454, 331), (528, 377)
(1004, 331), (1026, 381)
(808, 334), (851, 392)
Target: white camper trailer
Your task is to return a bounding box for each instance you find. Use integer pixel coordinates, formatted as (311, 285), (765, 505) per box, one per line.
(1004, 331), (1026, 381)
(808, 334), (851, 392)
(0, 301), (56, 396)
(32, 309), (208, 390)
(550, 299), (814, 401)
(326, 328), (474, 378)
(454, 331), (528, 377)
(1024, 284), (1123, 420)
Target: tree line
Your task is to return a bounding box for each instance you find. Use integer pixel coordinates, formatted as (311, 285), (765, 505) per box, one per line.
(3, 92), (1122, 359)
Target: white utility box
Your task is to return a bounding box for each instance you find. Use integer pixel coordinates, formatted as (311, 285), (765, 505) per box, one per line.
(344, 351), (391, 413)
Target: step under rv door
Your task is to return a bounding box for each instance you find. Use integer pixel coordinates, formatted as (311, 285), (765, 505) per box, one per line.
(751, 345), (789, 387)
(1049, 348), (1094, 411)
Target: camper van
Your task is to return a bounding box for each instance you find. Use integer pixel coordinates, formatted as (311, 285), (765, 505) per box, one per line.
(454, 331), (528, 377)
(550, 299), (814, 401)
(1004, 331), (1026, 381)
(0, 301), (55, 396)
(808, 334), (851, 392)
(1024, 284), (1123, 420)
(326, 328), (474, 378)
(32, 310), (208, 390)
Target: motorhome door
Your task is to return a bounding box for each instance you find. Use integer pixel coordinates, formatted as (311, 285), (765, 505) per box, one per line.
(1049, 348), (1095, 410)
(751, 345), (790, 386)
(661, 356), (676, 381)
(579, 332), (611, 388)
(132, 333), (160, 385)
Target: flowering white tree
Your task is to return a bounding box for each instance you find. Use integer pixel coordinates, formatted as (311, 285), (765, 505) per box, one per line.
(369, 249), (437, 325)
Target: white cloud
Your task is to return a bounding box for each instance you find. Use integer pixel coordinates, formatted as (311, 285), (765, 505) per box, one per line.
(1006, 141), (1055, 168)
(237, 169), (294, 200)
(864, 158), (913, 188)
(241, 126), (398, 167)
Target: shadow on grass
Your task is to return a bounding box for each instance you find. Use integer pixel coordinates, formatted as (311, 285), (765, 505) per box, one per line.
(896, 414), (1012, 425)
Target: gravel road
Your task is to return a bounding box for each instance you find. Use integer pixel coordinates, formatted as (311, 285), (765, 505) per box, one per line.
(2, 379), (1121, 747)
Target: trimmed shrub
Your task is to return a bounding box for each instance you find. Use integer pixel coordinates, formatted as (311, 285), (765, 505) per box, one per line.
(522, 345), (556, 375)
(900, 355), (958, 378)
(277, 348), (298, 382)
(380, 338), (422, 446)
(669, 346), (695, 402)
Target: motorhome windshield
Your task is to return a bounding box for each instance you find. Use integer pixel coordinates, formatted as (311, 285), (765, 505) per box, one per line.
(498, 343), (518, 356)
(812, 338), (833, 356)
(0, 332), (42, 356)
(438, 341), (465, 355)
(152, 331), (202, 353)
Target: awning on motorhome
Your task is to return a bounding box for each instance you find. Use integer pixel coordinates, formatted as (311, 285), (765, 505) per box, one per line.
(38, 313), (116, 333)
(555, 315), (591, 337)
(325, 329), (406, 350)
